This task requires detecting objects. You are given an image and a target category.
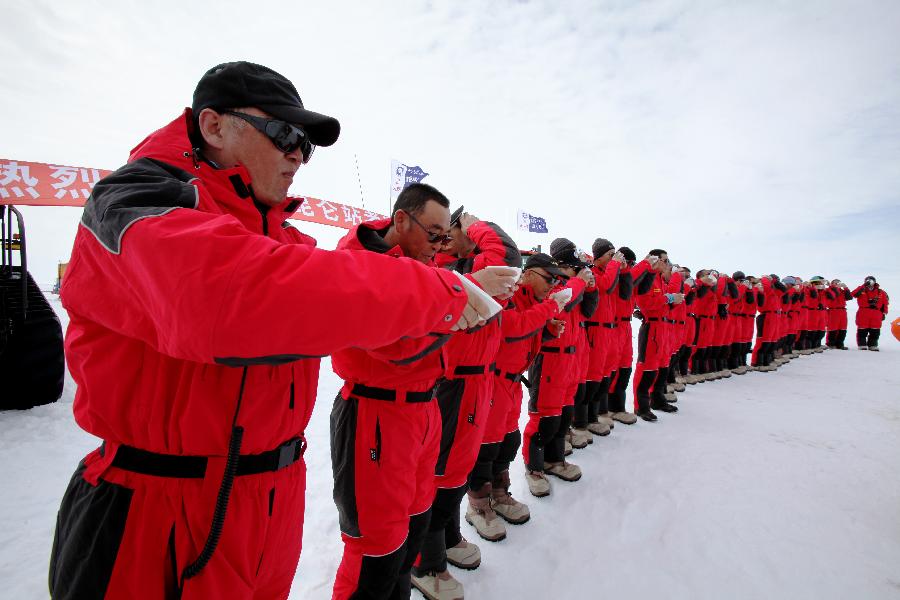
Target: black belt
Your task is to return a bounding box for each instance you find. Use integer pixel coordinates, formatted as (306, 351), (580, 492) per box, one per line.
(697, 315), (714, 319)
(619, 317), (632, 322)
(663, 318), (676, 324)
(676, 320), (686, 325)
(541, 345), (577, 354)
(110, 437), (306, 479)
(350, 383), (434, 403)
(494, 368), (523, 383)
(761, 310), (782, 315)
(602, 322), (618, 329)
(583, 321), (599, 328)
(453, 362), (496, 376)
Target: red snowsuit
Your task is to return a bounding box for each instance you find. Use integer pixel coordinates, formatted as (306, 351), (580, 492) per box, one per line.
(852, 284), (890, 328)
(51, 111), (467, 600)
(435, 221), (520, 489)
(632, 270), (674, 411)
(522, 277), (587, 467)
(489, 287), (560, 444)
(585, 259), (622, 381)
(826, 285), (851, 331)
(329, 219), (472, 598)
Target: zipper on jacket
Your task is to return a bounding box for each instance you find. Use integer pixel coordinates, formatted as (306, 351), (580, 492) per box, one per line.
(254, 201), (269, 236)
(371, 417), (382, 465)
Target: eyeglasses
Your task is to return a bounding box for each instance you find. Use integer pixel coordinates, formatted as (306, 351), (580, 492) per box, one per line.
(404, 211), (452, 244)
(529, 269), (561, 286)
(224, 111), (315, 163)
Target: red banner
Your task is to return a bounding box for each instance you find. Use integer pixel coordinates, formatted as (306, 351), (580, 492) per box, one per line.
(0, 159), (383, 228)
(0, 159), (109, 206)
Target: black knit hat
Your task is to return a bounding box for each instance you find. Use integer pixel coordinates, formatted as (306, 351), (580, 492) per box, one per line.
(549, 237), (586, 268)
(732, 271), (746, 280)
(591, 238), (614, 258)
(618, 246), (636, 262)
(192, 61), (340, 146)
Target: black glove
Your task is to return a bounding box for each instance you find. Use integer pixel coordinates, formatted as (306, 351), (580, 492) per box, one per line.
(868, 299), (878, 308)
(717, 304), (728, 319)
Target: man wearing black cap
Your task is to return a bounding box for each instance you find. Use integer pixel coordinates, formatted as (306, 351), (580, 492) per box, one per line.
(522, 242), (595, 494)
(548, 238), (598, 455)
(49, 62), (501, 600)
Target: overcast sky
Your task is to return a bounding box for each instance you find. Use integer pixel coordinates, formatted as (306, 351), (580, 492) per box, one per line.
(3, 0), (899, 304)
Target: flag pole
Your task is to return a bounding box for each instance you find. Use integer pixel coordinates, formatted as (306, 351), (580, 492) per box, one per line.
(354, 153), (365, 210)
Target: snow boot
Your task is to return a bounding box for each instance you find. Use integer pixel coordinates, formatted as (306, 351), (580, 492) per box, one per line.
(465, 484), (506, 542)
(543, 460), (582, 482)
(526, 470), (551, 497)
(411, 569), (465, 600)
(491, 471), (531, 525)
(446, 538), (481, 570)
(610, 411), (638, 424)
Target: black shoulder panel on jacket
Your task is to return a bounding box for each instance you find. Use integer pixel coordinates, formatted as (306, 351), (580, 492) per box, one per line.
(81, 158), (199, 255)
(773, 281), (787, 292)
(757, 292), (765, 307)
(357, 224), (393, 254)
(635, 272), (654, 295)
(581, 288), (600, 318)
(696, 284), (710, 298)
(745, 290), (755, 303)
(482, 221), (522, 268)
(618, 272), (634, 300)
(685, 290), (695, 305)
(726, 281), (739, 298)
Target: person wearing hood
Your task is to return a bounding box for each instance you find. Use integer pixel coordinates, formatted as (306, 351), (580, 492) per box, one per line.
(852, 276), (890, 351)
(49, 62), (508, 600)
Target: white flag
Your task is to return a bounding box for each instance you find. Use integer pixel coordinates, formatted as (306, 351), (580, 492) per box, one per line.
(390, 160), (407, 204)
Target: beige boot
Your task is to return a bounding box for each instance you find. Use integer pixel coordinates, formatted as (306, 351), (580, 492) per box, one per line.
(571, 427), (592, 447)
(446, 537), (481, 570)
(543, 460), (582, 482)
(465, 485), (507, 542)
(411, 569), (465, 600)
(587, 419), (611, 436)
(564, 439), (573, 456)
(610, 411), (638, 425)
(490, 472), (530, 524)
(526, 470), (551, 497)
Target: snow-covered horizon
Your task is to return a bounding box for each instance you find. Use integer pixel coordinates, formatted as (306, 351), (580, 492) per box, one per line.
(1, 299), (898, 599)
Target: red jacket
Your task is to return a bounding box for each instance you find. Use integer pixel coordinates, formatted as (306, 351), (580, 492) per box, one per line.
(635, 271), (673, 320)
(588, 259), (622, 325)
(494, 285), (560, 376)
(330, 219), (468, 393)
(852, 284), (889, 314)
(62, 111), (467, 472)
(825, 285), (852, 309)
(442, 221), (521, 373)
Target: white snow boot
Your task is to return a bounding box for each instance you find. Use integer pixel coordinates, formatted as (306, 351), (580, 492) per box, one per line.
(412, 569), (465, 600)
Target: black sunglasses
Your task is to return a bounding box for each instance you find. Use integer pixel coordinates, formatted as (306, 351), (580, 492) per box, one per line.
(224, 111), (314, 163)
(405, 211), (452, 244)
(529, 269), (561, 286)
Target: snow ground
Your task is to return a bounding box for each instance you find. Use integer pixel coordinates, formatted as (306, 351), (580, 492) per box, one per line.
(1, 299), (898, 600)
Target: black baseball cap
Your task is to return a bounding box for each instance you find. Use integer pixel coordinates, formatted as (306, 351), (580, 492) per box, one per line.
(192, 61), (340, 146)
(524, 253), (566, 277)
(450, 206), (464, 227)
